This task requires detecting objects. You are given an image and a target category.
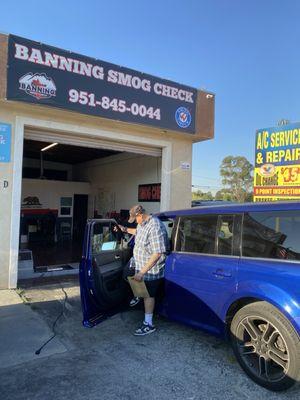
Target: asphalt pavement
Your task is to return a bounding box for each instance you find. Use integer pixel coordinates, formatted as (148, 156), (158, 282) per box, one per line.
(1, 279), (300, 400)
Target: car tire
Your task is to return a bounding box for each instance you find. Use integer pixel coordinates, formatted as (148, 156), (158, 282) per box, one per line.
(230, 301), (300, 391)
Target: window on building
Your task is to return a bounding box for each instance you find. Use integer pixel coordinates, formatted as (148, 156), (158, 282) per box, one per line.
(60, 197), (72, 216)
(176, 214), (218, 254)
(242, 210), (300, 260)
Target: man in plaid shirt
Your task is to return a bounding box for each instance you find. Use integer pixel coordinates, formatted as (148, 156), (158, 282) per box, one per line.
(120, 205), (168, 335)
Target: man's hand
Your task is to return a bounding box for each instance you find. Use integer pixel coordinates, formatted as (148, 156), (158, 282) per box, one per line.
(113, 225), (126, 233)
(133, 271), (144, 281)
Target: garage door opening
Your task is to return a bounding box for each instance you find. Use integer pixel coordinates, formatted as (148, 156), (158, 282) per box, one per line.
(19, 136), (162, 280)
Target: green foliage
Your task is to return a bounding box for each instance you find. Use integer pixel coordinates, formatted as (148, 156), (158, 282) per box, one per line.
(192, 190), (214, 201)
(220, 156), (253, 202)
(215, 189), (234, 201)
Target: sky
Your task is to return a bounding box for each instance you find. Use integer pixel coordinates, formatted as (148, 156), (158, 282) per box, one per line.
(2, 0), (300, 193)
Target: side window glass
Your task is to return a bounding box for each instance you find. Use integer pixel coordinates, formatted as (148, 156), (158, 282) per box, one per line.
(159, 218), (174, 240)
(159, 217), (175, 252)
(242, 211), (300, 260)
(176, 215), (218, 254)
(217, 215), (235, 256)
(91, 222), (122, 255)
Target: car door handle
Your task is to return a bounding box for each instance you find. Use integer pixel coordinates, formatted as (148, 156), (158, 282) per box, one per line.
(115, 255), (121, 260)
(213, 269), (232, 278)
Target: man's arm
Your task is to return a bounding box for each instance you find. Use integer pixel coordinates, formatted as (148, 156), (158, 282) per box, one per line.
(125, 227), (137, 235)
(134, 253), (161, 281)
(114, 225), (137, 235)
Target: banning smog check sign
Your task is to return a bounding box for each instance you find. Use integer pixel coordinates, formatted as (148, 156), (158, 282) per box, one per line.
(7, 35), (197, 133)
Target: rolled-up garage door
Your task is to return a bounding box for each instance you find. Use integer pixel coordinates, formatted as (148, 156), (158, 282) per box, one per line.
(25, 128), (162, 157)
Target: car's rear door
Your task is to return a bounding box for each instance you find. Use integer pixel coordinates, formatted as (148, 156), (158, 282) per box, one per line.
(80, 219), (131, 327)
(163, 213), (241, 336)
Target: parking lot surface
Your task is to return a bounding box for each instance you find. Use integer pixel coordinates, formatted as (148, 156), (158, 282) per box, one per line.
(1, 279), (300, 400)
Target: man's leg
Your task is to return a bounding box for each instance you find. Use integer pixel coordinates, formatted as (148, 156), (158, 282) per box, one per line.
(144, 297), (155, 326)
(134, 279), (163, 335)
(144, 297), (155, 313)
(134, 297), (156, 335)
(123, 258), (140, 307)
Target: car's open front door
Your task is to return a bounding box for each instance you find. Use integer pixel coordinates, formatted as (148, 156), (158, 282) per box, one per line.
(79, 219), (131, 327)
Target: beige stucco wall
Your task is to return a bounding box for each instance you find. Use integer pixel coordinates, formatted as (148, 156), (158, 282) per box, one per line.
(0, 109), (15, 288)
(73, 152), (162, 216)
(21, 179), (90, 213)
(169, 140), (193, 210)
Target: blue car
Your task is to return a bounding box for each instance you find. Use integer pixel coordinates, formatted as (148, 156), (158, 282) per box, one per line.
(79, 202), (300, 392)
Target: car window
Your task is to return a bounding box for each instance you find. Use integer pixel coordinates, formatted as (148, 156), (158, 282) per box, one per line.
(217, 215), (235, 256)
(176, 214), (218, 254)
(159, 218), (174, 240)
(91, 222), (122, 254)
(242, 210), (300, 260)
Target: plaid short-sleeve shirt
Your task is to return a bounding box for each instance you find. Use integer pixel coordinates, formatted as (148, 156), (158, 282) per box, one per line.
(133, 216), (168, 281)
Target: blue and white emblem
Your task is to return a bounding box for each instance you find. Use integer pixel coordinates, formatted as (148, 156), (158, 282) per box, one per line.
(175, 107), (192, 128)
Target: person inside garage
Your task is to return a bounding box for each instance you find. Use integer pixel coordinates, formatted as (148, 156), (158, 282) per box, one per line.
(118, 205), (168, 335)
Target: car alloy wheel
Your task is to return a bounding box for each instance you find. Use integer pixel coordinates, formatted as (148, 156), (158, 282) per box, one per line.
(236, 316), (289, 382)
(230, 301), (300, 391)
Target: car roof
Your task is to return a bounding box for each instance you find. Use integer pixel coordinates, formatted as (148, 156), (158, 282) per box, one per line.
(191, 200), (232, 206)
(157, 201), (300, 218)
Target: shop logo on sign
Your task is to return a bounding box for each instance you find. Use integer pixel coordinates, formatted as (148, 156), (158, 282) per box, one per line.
(19, 72), (57, 100)
(260, 163), (276, 177)
(175, 107), (192, 128)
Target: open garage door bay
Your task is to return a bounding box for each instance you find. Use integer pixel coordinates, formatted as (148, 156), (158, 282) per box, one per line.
(19, 129), (162, 281)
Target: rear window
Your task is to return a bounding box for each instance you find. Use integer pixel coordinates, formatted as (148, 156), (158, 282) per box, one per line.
(176, 214), (218, 254)
(242, 210), (300, 260)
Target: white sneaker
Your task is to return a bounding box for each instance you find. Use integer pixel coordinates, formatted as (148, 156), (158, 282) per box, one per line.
(134, 322), (156, 336)
(129, 297), (140, 307)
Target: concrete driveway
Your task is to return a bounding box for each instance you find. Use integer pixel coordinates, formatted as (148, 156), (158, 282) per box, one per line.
(1, 279), (299, 400)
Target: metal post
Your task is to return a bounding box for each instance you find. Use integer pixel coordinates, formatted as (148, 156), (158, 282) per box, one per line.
(40, 151), (44, 179)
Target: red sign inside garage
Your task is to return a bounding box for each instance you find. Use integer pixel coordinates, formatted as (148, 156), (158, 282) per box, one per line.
(138, 183), (161, 202)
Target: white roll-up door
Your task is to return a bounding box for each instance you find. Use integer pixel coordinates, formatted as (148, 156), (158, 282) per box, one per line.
(24, 129), (162, 157)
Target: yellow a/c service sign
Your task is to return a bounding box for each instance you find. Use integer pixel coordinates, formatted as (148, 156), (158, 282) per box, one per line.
(254, 123), (300, 202)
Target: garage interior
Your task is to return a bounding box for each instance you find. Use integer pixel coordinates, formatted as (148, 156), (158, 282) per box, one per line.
(19, 136), (162, 278)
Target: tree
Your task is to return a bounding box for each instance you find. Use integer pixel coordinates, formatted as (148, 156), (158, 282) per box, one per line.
(202, 191), (214, 201)
(192, 190), (214, 201)
(192, 190), (203, 200)
(215, 189), (234, 201)
(220, 156), (253, 202)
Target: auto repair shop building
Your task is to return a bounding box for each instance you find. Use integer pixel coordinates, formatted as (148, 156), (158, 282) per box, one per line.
(0, 34), (214, 289)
